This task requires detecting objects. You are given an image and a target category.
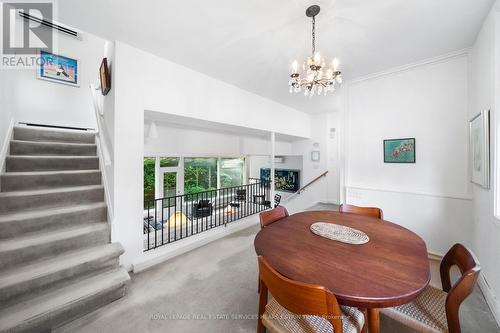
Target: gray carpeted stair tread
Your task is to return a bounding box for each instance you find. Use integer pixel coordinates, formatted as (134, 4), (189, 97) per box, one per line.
(5, 155), (99, 172)
(0, 223), (108, 253)
(0, 202), (107, 239)
(0, 185), (104, 213)
(0, 243), (124, 305)
(1, 170), (102, 192)
(0, 202), (106, 223)
(13, 126), (95, 144)
(0, 124), (128, 331)
(10, 140), (97, 156)
(1, 169), (101, 177)
(0, 184), (103, 197)
(0, 267), (129, 333)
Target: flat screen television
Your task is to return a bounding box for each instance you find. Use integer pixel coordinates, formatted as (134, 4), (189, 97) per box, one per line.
(260, 168), (300, 193)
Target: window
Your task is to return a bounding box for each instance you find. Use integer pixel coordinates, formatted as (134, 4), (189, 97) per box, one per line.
(144, 156), (247, 204)
(220, 158), (244, 187)
(184, 158), (217, 194)
(143, 157), (156, 209)
(160, 157), (179, 167)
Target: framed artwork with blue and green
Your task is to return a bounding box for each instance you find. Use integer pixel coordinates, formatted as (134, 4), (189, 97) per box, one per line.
(383, 138), (416, 163)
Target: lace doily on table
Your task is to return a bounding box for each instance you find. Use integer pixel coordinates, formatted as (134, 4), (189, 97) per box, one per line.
(310, 222), (369, 245)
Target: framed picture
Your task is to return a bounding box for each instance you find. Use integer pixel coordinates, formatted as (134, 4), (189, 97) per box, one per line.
(99, 58), (111, 95)
(384, 138), (416, 163)
(469, 110), (490, 188)
(260, 168), (300, 192)
(37, 51), (79, 87)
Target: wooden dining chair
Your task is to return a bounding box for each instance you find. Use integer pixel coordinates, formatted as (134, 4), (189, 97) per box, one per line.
(257, 256), (365, 333)
(338, 204), (383, 220)
(259, 206), (289, 229)
(381, 243), (480, 333)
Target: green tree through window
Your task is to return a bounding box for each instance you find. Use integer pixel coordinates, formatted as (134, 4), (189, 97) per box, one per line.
(220, 158), (244, 187)
(184, 158), (217, 194)
(143, 158), (156, 209)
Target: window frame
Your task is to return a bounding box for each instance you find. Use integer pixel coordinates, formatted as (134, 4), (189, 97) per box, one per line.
(142, 154), (248, 199)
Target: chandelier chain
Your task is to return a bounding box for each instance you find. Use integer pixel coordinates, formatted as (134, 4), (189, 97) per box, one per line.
(312, 15), (316, 55)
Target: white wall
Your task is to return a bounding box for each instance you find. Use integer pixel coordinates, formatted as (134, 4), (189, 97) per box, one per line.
(344, 53), (472, 256)
(468, 2), (500, 322)
(111, 42), (313, 270)
(0, 71), (14, 171)
(287, 113), (331, 212)
(144, 122), (293, 157)
(7, 28), (106, 129)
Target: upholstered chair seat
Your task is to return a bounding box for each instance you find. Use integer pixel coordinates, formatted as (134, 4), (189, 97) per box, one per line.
(382, 285), (448, 333)
(381, 243), (480, 333)
(263, 297), (365, 333)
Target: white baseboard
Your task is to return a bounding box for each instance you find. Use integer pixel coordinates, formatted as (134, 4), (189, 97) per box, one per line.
(0, 118), (15, 173)
(478, 273), (500, 327)
(133, 215), (259, 273)
(319, 201), (340, 206)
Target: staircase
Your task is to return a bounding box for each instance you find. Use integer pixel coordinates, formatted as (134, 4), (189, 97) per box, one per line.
(0, 126), (130, 333)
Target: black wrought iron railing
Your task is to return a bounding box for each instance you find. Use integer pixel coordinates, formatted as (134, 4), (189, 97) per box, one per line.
(143, 179), (270, 251)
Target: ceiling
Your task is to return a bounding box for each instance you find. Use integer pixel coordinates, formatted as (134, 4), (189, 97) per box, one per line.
(57, 0), (493, 114)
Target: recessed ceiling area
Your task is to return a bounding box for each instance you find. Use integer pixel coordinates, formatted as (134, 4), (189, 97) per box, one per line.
(57, 0), (494, 114)
(144, 111), (307, 142)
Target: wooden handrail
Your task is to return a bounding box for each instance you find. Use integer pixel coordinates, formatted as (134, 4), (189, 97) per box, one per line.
(298, 171), (328, 194)
(282, 171), (328, 204)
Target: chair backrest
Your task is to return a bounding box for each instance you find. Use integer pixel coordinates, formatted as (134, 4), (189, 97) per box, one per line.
(440, 243), (481, 333)
(274, 194), (282, 207)
(338, 203), (383, 220)
(259, 206), (289, 229)
(258, 256), (344, 332)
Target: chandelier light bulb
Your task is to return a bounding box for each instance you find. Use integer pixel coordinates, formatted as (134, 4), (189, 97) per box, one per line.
(292, 60), (298, 73)
(326, 69), (333, 79)
(332, 58), (340, 71)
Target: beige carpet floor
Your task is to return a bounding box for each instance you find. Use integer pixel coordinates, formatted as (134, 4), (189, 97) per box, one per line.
(58, 205), (499, 333)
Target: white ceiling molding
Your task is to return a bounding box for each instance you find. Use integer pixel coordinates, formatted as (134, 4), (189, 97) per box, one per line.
(348, 48), (470, 85)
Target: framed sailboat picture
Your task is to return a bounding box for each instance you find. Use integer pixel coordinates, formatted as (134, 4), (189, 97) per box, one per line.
(469, 110), (490, 188)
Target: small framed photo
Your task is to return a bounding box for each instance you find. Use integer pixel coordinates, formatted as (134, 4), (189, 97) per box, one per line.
(99, 58), (111, 95)
(37, 51), (79, 87)
(384, 138), (416, 163)
(469, 110), (490, 188)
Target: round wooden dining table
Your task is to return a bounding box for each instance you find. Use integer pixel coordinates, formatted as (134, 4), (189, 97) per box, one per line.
(254, 210), (431, 333)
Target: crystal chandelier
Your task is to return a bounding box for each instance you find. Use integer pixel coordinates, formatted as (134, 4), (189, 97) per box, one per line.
(289, 5), (342, 97)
